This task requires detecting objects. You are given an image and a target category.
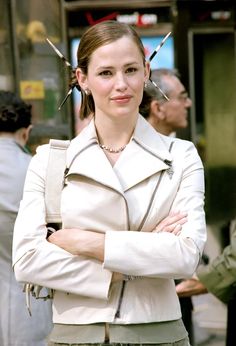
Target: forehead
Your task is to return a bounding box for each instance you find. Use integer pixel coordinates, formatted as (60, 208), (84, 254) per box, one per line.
(89, 36), (143, 67)
(164, 75), (185, 95)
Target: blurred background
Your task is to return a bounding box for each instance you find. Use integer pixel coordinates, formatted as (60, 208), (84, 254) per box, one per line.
(1, 0), (235, 344)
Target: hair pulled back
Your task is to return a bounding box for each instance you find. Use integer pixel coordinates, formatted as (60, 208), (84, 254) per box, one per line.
(77, 20), (146, 119)
(0, 91), (32, 132)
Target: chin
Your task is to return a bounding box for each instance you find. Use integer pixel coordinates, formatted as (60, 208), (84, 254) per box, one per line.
(181, 121), (188, 128)
(116, 107), (138, 118)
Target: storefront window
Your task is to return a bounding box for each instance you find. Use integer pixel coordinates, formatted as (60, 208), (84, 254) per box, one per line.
(0, 0), (14, 91)
(12, 0), (71, 151)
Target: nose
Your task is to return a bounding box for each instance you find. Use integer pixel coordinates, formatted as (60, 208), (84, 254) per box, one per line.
(115, 72), (128, 91)
(185, 96), (192, 108)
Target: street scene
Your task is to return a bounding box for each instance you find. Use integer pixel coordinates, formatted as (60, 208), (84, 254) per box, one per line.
(0, 1), (235, 345)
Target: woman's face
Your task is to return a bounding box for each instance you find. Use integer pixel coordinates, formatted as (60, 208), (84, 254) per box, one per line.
(79, 36), (149, 120)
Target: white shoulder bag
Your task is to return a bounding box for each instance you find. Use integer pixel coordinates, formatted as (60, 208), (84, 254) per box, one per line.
(24, 139), (70, 315)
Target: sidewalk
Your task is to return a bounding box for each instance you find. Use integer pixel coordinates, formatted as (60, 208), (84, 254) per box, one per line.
(193, 293), (227, 346)
(197, 335), (225, 346)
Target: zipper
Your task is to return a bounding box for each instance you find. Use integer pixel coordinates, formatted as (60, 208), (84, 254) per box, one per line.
(137, 141), (174, 231)
(114, 197), (130, 319)
(114, 142), (174, 319)
(114, 168), (165, 319)
(137, 169), (165, 231)
(113, 169), (166, 318)
(115, 280), (126, 318)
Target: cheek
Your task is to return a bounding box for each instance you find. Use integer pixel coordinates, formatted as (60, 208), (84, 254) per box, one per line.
(135, 82), (145, 103)
(130, 78), (145, 94)
(90, 80), (111, 96)
(175, 107), (186, 123)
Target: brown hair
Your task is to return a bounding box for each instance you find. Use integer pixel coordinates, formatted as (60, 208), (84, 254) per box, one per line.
(76, 20), (146, 119)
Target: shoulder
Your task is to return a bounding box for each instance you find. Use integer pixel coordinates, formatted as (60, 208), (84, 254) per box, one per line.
(20, 151), (32, 169)
(34, 139), (70, 157)
(169, 138), (204, 172)
(35, 142), (51, 159)
(31, 139), (70, 172)
(170, 137), (198, 153)
(135, 115), (202, 167)
(136, 114), (196, 152)
(27, 143), (51, 179)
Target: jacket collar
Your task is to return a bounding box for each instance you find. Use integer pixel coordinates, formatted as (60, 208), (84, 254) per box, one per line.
(66, 115), (174, 192)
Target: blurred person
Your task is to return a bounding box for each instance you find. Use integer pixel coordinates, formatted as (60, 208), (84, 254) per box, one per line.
(0, 91), (52, 346)
(12, 21), (206, 346)
(140, 68), (195, 345)
(177, 219), (236, 346)
(140, 68), (191, 136)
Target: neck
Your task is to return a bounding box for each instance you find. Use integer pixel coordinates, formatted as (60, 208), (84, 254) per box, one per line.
(0, 132), (15, 139)
(0, 132), (22, 143)
(0, 127), (29, 147)
(155, 124), (172, 136)
(148, 117), (172, 136)
(94, 113), (138, 149)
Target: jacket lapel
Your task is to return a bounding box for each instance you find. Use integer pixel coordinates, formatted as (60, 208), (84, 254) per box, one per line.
(65, 115), (174, 193)
(114, 116), (173, 191)
(66, 121), (124, 193)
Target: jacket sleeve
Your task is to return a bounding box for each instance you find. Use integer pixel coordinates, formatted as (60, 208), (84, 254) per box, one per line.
(12, 145), (112, 300)
(104, 141), (206, 279)
(197, 222), (236, 304)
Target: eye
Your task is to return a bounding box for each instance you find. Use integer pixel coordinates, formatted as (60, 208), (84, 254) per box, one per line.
(126, 67), (138, 74)
(179, 93), (189, 101)
(99, 70), (112, 76)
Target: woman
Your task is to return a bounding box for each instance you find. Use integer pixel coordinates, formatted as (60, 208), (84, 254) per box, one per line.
(13, 21), (206, 346)
(0, 91), (52, 345)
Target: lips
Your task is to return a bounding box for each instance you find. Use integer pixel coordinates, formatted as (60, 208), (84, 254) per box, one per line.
(110, 95), (132, 103)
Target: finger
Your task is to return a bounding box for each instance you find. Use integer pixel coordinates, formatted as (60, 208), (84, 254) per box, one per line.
(172, 224), (182, 235)
(153, 212), (187, 232)
(175, 230), (182, 236)
(169, 210), (187, 217)
(167, 218), (187, 232)
(161, 214), (187, 230)
(178, 217), (188, 225)
(165, 220), (185, 233)
(168, 213), (188, 225)
(156, 223), (180, 233)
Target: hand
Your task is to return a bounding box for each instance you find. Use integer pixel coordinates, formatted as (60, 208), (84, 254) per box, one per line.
(153, 211), (188, 235)
(112, 272), (124, 283)
(48, 228), (84, 255)
(176, 278), (208, 297)
(48, 228), (105, 261)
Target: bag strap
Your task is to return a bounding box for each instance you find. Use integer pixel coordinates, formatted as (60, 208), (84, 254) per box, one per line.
(45, 139), (70, 224)
(24, 139), (70, 315)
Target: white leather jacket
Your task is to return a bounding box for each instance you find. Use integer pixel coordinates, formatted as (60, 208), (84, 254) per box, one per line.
(13, 115), (206, 324)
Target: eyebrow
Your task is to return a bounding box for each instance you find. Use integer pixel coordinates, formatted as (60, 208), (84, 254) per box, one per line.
(96, 62), (140, 70)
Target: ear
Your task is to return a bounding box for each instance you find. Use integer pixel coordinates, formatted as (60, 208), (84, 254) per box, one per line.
(144, 61), (150, 84)
(151, 100), (166, 121)
(15, 125), (33, 147)
(157, 104), (166, 120)
(22, 125), (33, 144)
(76, 68), (88, 91)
